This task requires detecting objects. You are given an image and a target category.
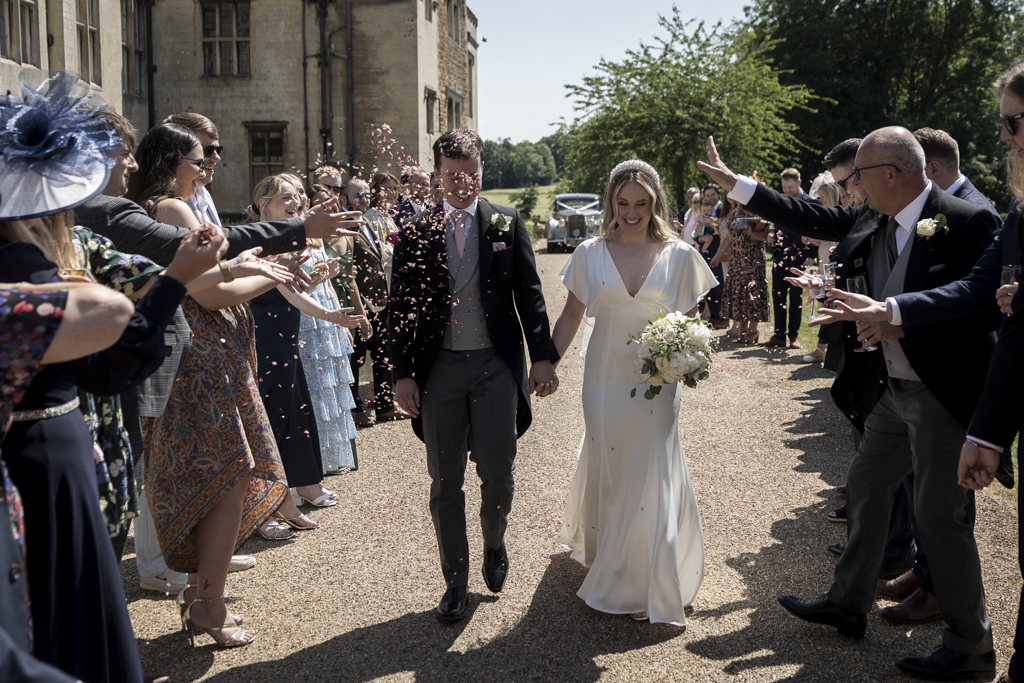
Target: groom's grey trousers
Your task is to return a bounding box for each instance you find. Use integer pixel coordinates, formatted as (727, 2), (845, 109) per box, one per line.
(829, 378), (992, 654)
(421, 348), (519, 589)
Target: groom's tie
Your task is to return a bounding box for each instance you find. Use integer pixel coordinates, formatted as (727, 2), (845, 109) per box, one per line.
(451, 210), (469, 257)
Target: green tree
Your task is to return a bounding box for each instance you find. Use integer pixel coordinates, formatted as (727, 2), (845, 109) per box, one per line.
(483, 138), (515, 190)
(559, 10), (817, 206)
(745, 0), (1024, 205)
(509, 185), (540, 218)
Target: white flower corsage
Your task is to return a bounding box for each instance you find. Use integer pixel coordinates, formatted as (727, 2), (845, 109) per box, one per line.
(489, 213), (513, 234)
(916, 213), (948, 240)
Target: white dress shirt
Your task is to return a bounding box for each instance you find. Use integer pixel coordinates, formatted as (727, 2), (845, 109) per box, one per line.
(442, 198), (478, 244)
(946, 174), (967, 196)
(188, 185), (221, 227)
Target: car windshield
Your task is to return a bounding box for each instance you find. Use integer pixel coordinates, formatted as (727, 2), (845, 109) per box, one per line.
(557, 197), (599, 211)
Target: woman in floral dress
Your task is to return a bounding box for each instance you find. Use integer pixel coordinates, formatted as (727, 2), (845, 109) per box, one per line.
(712, 196), (770, 343)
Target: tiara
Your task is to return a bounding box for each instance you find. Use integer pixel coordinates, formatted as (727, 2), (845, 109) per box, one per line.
(609, 158), (661, 187)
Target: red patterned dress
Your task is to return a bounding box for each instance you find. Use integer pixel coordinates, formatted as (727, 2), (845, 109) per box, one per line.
(143, 296), (287, 573)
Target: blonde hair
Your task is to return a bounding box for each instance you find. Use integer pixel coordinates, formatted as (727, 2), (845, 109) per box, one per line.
(0, 220), (54, 260)
(247, 175), (297, 221)
(817, 182), (842, 208)
(600, 165), (677, 243)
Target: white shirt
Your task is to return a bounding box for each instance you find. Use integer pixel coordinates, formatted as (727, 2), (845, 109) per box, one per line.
(946, 174), (967, 196)
(188, 185), (221, 227)
(681, 208), (699, 246)
(442, 197), (478, 244)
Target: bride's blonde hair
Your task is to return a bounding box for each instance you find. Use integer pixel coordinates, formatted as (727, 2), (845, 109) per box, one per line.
(599, 160), (677, 243)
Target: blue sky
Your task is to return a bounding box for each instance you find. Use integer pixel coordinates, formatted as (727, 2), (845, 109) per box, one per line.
(475, 0), (751, 142)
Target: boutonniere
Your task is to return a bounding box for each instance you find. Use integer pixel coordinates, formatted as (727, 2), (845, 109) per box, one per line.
(916, 213), (948, 240)
(489, 213), (513, 235)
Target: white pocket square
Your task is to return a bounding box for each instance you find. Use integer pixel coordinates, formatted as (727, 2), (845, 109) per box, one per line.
(928, 264), (946, 273)
(492, 242), (507, 252)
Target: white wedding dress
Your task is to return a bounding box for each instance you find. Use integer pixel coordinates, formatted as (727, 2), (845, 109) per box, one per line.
(556, 237), (718, 626)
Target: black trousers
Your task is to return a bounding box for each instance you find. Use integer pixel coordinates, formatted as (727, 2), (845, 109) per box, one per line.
(351, 307), (394, 414)
(772, 263), (803, 340)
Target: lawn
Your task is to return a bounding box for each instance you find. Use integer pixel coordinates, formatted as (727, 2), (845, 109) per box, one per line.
(480, 184), (559, 219)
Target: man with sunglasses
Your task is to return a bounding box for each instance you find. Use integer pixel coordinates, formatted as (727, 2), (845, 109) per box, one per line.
(164, 112), (224, 227)
(700, 126), (1002, 681)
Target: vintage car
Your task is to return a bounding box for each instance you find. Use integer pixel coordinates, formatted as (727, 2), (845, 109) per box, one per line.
(545, 193), (602, 252)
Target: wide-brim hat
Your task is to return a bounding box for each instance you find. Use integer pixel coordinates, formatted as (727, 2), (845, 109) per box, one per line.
(0, 70), (119, 221)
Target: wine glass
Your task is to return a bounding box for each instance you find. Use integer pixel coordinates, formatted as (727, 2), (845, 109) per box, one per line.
(845, 275), (878, 352)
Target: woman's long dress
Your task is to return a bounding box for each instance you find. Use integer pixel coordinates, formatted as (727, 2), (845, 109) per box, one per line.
(1, 242), (177, 683)
(144, 297), (289, 572)
(719, 211), (771, 322)
(556, 238), (718, 626)
(250, 288), (326, 487)
(297, 248), (357, 473)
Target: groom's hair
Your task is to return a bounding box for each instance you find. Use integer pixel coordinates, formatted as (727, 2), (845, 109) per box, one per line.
(433, 129), (484, 169)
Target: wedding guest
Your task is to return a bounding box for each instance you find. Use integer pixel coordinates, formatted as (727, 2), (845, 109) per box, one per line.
(128, 123), (292, 648)
(801, 175), (840, 363)
(311, 165), (346, 196)
(366, 171), (401, 283)
(761, 168), (814, 349)
(677, 187), (700, 246)
(696, 184), (727, 329)
(914, 127), (1000, 216)
(347, 178), (401, 425)
(164, 112), (224, 227)
(393, 168), (432, 225)
(700, 127), (1001, 680)
(711, 196), (770, 343)
(0, 72), (225, 681)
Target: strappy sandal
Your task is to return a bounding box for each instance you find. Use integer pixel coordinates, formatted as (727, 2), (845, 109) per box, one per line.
(177, 586), (242, 626)
(273, 511), (319, 530)
(182, 595), (255, 648)
(257, 521), (295, 540)
(292, 490), (337, 507)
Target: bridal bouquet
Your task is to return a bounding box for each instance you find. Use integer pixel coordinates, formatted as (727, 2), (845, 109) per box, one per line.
(627, 313), (718, 399)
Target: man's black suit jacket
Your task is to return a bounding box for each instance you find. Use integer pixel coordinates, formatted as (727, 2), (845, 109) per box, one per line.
(389, 199), (559, 441)
(954, 177), (1000, 218)
(969, 287), (1024, 449)
(745, 183), (1000, 431)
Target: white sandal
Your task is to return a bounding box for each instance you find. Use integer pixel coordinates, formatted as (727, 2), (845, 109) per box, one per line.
(290, 488), (338, 508)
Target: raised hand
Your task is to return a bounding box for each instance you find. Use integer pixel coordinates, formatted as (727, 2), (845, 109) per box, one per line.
(783, 266), (823, 292)
(230, 247), (295, 286)
(165, 224), (228, 286)
(266, 250), (312, 293)
(695, 136), (739, 192)
(957, 440), (1000, 490)
(327, 307), (365, 328)
(302, 206), (365, 240)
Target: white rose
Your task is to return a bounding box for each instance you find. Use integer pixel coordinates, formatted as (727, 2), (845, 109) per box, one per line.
(916, 218), (937, 238)
(649, 374), (665, 386)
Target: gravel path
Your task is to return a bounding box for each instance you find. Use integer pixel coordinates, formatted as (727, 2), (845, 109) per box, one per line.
(123, 247), (1021, 682)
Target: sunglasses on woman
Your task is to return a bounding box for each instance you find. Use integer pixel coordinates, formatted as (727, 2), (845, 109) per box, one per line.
(1002, 111), (1024, 136)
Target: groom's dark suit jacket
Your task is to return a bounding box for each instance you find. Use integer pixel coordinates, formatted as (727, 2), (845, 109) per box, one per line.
(745, 183), (1001, 431)
(389, 199), (559, 441)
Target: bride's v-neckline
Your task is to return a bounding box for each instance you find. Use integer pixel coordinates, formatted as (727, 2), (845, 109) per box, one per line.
(603, 239), (669, 298)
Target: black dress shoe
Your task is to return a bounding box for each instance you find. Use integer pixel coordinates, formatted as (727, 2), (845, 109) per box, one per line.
(896, 645), (996, 681)
(437, 586), (468, 621)
(482, 545), (510, 593)
(828, 542), (846, 556)
(777, 594), (866, 639)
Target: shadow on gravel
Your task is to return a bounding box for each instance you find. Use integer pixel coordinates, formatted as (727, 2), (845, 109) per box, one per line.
(163, 553), (681, 682)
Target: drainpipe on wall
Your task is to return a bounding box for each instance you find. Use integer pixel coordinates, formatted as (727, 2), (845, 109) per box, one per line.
(145, 0), (156, 128)
(314, 0), (332, 161)
(345, 0), (354, 166)
(311, 0), (355, 168)
(301, 0), (310, 172)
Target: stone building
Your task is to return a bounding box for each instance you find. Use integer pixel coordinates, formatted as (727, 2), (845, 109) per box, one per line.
(132, 0), (479, 218)
(1, 0), (478, 219)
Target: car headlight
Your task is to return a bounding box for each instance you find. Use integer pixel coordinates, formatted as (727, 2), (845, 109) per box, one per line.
(586, 216), (598, 228)
(557, 218), (566, 228)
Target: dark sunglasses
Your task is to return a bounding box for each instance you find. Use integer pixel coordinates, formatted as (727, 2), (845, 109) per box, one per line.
(203, 144), (224, 157)
(1002, 111), (1024, 136)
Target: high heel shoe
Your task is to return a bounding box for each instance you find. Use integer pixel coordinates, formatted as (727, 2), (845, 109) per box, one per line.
(257, 521), (295, 541)
(177, 586), (242, 626)
(181, 595), (255, 648)
(273, 511), (320, 530)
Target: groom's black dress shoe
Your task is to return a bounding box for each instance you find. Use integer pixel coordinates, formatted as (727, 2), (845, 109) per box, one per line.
(436, 586), (468, 621)
(777, 594), (866, 639)
(482, 545), (510, 593)
(895, 645), (996, 681)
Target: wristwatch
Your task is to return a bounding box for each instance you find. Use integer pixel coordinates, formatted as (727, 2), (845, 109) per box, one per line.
(219, 260), (234, 283)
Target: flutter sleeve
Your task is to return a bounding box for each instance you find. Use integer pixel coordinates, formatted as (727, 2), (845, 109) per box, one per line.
(559, 240), (592, 311)
(675, 242), (719, 315)
(76, 227), (162, 298)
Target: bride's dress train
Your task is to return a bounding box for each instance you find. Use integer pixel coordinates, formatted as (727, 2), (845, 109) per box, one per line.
(556, 238), (718, 626)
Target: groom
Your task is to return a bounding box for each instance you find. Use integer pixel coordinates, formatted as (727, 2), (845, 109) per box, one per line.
(390, 129), (560, 620)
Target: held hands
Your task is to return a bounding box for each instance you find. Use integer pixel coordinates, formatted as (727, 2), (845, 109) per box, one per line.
(957, 441), (1000, 490)
(997, 283), (1017, 315)
(328, 307), (365, 328)
(527, 360), (559, 397)
(395, 377), (420, 417)
(695, 136), (739, 192)
(303, 207), (365, 240)
(165, 223), (229, 286)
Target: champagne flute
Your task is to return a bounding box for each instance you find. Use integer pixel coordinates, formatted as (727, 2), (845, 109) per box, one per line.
(821, 263), (838, 305)
(805, 263), (821, 319)
(845, 275), (878, 352)
(59, 229), (89, 280)
(1001, 265), (1022, 286)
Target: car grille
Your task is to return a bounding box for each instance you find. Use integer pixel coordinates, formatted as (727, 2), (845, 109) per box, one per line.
(567, 215), (586, 238)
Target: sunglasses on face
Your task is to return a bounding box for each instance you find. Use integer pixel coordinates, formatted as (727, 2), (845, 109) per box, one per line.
(184, 156), (206, 169)
(353, 192), (370, 200)
(1002, 111), (1024, 136)
(203, 144), (224, 157)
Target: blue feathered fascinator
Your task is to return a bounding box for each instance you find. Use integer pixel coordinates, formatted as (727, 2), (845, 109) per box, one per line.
(0, 70), (122, 221)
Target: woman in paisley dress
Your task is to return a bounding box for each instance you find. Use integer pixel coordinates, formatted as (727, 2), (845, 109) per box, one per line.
(710, 196), (771, 344)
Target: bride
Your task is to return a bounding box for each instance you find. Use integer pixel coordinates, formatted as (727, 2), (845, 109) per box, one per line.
(551, 159), (718, 625)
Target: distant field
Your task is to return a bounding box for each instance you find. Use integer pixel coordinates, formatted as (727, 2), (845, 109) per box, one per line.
(480, 184), (559, 219)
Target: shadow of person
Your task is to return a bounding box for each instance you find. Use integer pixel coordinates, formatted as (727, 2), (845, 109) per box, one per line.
(191, 553), (681, 682)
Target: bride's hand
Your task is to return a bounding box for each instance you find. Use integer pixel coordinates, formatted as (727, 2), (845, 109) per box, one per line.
(528, 360), (559, 397)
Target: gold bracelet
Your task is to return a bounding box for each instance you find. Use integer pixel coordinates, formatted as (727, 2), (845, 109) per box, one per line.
(219, 260), (234, 283)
